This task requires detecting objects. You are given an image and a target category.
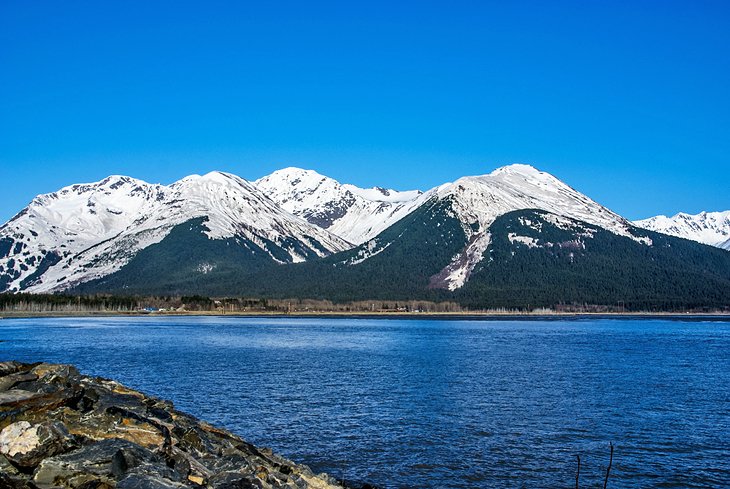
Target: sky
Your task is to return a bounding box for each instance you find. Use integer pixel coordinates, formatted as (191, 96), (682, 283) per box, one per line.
(1, 1), (728, 223)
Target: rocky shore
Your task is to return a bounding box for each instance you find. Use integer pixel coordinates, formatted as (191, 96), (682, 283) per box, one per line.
(0, 361), (351, 489)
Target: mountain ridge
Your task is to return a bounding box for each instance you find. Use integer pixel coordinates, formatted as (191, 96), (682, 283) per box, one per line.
(255, 167), (425, 244)
(634, 210), (730, 250)
(2, 164), (729, 309)
(0, 171), (349, 293)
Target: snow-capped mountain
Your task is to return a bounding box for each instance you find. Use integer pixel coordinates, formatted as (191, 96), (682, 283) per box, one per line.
(255, 168), (424, 244)
(634, 211), (730, 250)
(3, 163), (728, 306)
(0, 171), (349, 293)
(355, 164), (645, 290)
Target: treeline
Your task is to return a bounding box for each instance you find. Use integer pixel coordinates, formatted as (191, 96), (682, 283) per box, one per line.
(0, 293), (138, 312)
(0, 293), (465, 314)
(2, 292), (727, 315)
(263, 299), (464, 313)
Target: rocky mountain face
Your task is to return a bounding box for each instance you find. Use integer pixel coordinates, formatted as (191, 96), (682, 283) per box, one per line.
(634, 211), (730, 250)
(0, 361), (349, 489)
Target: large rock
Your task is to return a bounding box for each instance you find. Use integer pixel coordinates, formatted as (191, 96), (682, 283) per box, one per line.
(0, 420), (75, 467)
(0, 362), (352, 489)
(0, 372), (37, 392)
(33, 438), (173, 487)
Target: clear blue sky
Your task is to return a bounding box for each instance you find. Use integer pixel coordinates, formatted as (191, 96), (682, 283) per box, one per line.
(1, 0), (728, 223)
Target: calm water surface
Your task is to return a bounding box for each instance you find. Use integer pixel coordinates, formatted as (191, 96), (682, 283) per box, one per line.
(1, 317), (728, 488)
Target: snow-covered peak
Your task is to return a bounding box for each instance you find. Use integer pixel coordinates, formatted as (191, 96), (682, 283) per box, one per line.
(489, 163), (543, 176)
(256, 167), (421, 204)
(634, 210), (730, 249)
(255, 168), (342, 206)
(430, 165), (641, 290)
(162, 170), (347, 247)
(13, 175), (166, 240)
(255, 167), (423, 244)
(264, 166), (328, 183)
(437, 166), (630, 233)
(28, 175), (160, 207)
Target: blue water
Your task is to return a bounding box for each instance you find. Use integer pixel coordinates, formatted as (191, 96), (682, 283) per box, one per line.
(1, 317), (728, 488)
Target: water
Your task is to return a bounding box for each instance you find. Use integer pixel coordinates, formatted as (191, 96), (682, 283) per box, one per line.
(1, 316), (728, 488)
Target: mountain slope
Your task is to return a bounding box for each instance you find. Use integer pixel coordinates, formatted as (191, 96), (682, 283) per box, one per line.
(255, 167), (424, 244)
(73, 197), (465, 298)
(0, 172), (349, 293)
(634, 211), (730, 250)
(73, 204), (730, 309)
(457, 209), (730, 309)
(720, 237), (730, 250)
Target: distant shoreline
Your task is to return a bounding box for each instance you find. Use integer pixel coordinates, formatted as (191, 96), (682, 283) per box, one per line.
(2, 310), (729, 321)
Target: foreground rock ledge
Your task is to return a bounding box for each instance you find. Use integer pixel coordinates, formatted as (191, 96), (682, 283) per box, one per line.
(0, 361), (350, 489)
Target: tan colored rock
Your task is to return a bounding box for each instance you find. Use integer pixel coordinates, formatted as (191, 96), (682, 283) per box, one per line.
(65, 417), (166, 449)
(0, 420), (75, 469)
(31, 363), (79, 381)
(0, 421), (39, 457)
(299, 473), (346, 489)
(187, 474), (205, 485)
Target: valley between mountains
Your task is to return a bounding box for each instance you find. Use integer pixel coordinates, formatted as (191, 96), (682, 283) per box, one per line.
(1, 165), (729, 310)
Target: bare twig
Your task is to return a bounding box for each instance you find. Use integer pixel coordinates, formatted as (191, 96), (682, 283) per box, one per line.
(575, 455), (581, 489)
(603, 442), (614, 489)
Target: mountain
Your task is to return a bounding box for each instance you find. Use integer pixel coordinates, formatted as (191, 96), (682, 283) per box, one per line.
(4, 164), (730, 309)
(422, 164), (642, 290)
(255, 167), (423, 244)
(67, 164), (730, 309)
(634, 211), (730, 250)
(0, 172), (349, 293)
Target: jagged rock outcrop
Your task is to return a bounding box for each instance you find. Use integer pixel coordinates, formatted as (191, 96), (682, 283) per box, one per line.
(0, 361), (348, 489)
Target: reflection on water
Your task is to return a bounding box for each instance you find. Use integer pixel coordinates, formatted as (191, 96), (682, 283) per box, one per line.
(1, 316), (729, 488)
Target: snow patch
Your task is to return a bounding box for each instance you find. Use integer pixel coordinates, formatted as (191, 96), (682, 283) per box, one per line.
(508, 233), (539, 248)
(432, 232), (491, 291)
(197, 262), (216, 274)
(345, 239), (392, 265)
